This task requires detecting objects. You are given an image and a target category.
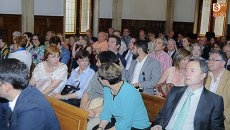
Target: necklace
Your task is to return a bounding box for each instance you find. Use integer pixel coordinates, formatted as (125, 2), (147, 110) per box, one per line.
(111, 81), (124, 100)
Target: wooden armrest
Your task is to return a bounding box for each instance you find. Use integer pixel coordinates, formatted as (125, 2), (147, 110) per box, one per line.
(155, 83), (174, 98)
(46, 96), (89, 130)
(141, 93), (165, 123)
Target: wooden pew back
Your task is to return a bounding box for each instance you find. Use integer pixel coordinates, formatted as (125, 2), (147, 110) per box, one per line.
(141, 94), (165, 123)
(46, 96), (89, 130)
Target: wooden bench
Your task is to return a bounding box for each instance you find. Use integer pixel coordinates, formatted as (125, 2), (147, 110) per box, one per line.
(141, 93), (165, 123)
(46, 96), (89, 130)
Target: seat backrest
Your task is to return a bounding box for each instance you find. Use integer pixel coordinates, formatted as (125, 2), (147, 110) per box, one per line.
(141, 93), (165, 123)
(46, 96), (89, 130)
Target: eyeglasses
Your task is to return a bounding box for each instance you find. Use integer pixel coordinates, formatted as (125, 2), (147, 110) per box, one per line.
(78, 59), (89, 63)
(97, 76), (106, 80)
(207, 59), (223, 62)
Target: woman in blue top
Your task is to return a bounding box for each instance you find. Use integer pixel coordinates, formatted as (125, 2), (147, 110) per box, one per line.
(96, 62), (150, 130)
(52, 50), (95, 107)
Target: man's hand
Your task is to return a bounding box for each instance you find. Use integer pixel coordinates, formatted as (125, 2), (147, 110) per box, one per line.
(151, 125), (162, 130)
(132, 83), (140, 88)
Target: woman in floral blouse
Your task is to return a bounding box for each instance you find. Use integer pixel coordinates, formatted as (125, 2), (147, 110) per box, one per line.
(29, 34), (46, 66)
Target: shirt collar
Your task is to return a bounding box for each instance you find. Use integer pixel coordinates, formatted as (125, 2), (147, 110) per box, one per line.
(9, 93), (21, 111)
(187, 85), (203, 97)
(136, 55), (147, 63)
(209, 69), (225, 81)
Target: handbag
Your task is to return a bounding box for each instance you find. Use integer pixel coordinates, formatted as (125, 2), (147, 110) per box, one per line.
(60, 81), (80, 95)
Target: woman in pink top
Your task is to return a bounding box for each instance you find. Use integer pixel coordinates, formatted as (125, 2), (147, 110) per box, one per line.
(157, 49), (191, 86)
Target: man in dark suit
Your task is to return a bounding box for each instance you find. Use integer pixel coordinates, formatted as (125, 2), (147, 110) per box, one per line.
(223, 44), (230, 71)
(199, 37), (211, 60)
(151, 59), (224, 130)
(167, 39), (177, 60)
(0, 59), (60, 130)
(123, 41), (161, 95)
(108, 35), (126, 67)
(0, 98), (9, 130)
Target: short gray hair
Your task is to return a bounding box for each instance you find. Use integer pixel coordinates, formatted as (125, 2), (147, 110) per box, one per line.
(190, 59), (209, 74)
(12, 31), (21, 37)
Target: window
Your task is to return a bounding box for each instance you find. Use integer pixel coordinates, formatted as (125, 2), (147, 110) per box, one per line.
(198, 0), (228, 36)
(80, 0), (92, 33)
(199, 0), (212, 35)
(65, 0), (76, 34)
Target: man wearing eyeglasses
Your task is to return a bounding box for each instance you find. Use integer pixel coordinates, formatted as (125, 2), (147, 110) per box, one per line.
(205, 50), (230, 130)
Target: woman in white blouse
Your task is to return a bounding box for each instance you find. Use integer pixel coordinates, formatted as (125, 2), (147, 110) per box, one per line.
(29, 45), (68, 95)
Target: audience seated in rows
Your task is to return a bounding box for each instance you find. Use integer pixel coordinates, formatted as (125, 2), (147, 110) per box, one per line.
(2, 28), (230, 130)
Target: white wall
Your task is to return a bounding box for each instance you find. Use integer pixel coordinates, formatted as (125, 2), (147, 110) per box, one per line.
(122, 0), (167, 20)
(174, 0), (196, 22)
(34, 0), (64, 16)
(0, 0), (21, 14)
(99, 0), (113, 18)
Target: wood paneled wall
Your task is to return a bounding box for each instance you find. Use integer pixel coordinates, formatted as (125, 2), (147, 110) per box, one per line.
(122, 19), (165, 38)
(227, 24), (230, 39)
(34, 16), (63, 36)
(99, 18), (112, 32)
(99, 18), (194, 38)
(173, 22), (194, 35)
(0, 14), (21, 44)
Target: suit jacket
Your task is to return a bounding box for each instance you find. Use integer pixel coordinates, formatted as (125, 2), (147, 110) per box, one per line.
(122, 56), (161, 95)
(205, 69), (230, 130)
(227, 65), (230, 71)
(201, 45), (211, 60)
(0, 102), (9, 130)
(154, 86), (225, 130)
(8, 86), (60, 130)
(122, 49), (129, 58)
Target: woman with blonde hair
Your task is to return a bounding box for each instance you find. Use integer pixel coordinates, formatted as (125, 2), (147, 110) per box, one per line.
(29, 45), (68, 95)
(157, 48), (191, 86)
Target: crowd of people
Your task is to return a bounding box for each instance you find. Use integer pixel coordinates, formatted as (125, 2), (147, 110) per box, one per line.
(0, 28), (230, 130)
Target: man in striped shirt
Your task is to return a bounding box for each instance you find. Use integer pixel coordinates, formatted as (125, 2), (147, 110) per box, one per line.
(148, 38), (172, 73)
